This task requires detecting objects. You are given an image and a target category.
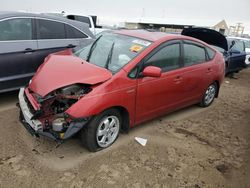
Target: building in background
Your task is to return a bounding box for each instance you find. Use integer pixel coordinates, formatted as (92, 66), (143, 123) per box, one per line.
(228, 23), (245, 37)
(125, 20), (194, 33)
(212, 20), (229, 35)
(124, 18), (248, 37)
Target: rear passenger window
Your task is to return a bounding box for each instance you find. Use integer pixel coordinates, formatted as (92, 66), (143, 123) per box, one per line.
(0, 18), (32, 41)
(184, 43), (206, 66)
(145, 43), (180, 72)
(37, 19), (66, 39)
(206, 47), (216, 60)
(65, 25), (88, 38)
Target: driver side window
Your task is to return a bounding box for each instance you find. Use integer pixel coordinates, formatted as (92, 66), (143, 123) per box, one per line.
(232, 40), (245, 52)
(144, 43), (181, 72)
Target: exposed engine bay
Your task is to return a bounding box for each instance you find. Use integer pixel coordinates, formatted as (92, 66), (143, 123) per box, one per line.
(39, 84), (92, 115)
(20, 84), (92, 140)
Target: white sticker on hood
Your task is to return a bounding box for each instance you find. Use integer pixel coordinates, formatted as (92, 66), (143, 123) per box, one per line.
(132, 39), (151, 47)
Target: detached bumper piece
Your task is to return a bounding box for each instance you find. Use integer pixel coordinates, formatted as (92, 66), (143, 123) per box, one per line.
(19, 111), (59, 140)
(18, 88), (89, 141)
(18, 88), (42, 131)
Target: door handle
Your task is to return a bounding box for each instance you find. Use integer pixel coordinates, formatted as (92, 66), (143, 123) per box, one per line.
(174, 76), (183, 83)
(24, 48), (35, 53)
(67, 44), (76, 48)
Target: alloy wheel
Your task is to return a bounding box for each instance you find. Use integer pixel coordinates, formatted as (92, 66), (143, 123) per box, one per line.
(204, 84), (216, 105)
(96, 115), (120, 148)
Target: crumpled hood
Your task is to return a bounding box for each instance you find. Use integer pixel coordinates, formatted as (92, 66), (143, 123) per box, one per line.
(181, 27), (228, 51)
(29, 53), (112, 97)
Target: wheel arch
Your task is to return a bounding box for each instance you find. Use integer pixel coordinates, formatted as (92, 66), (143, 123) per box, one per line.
(213, 80), (220, 98)
(97, 106), (130, 133)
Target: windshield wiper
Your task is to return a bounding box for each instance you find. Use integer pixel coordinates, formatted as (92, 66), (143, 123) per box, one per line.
(104, 42), (115, 69)
(86, 35), (102, 62)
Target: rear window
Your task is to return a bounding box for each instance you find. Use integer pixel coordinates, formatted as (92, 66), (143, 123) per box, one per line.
(65, 24), (88, 39)
(37, 19), (66, 39)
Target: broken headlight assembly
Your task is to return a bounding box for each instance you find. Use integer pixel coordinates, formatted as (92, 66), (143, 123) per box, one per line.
(33, 84), (92, 139)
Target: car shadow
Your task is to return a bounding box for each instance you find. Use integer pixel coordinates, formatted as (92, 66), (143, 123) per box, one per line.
(25, 103), (210, 170)
(0, 90), (19, 112)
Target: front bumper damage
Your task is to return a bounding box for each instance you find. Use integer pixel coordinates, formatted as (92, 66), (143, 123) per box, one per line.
(18, 88), (89, 142)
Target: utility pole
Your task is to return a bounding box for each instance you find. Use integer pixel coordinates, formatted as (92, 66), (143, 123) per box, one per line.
(142, 8), (145, 18)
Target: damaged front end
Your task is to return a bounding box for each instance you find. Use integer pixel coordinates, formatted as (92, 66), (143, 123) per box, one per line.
(18, 84), (92, 141)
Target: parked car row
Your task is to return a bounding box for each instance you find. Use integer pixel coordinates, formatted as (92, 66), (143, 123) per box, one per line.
(0, 11), (94, 93)
(0, 11), (247, 152)
(181, 28), (248, 75)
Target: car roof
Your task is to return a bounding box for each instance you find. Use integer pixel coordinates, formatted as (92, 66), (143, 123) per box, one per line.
(114, 29), (169, 42)
(0, 11), (94, 38)
(113, 29), (212, 47)
(0, 11), (73, 22)
(227, 36), (250, 41)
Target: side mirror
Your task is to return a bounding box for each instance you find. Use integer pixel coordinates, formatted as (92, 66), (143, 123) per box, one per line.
(229, 40), (236, 49)
(142, 66), (162, 77)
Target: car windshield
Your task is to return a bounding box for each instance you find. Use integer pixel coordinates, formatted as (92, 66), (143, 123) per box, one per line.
(74, 32), (151, 73)
(210, 45), (225, 53)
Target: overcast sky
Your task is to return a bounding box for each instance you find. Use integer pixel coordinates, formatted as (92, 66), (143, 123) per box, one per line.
(1, 0), (250, 34)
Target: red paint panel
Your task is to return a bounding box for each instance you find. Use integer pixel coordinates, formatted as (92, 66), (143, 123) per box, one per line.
(25, 88), (40, 111)
(29, 54), (112, 97)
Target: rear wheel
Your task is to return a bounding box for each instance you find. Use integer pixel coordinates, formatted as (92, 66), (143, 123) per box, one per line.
(81, 109), (121, 152)
(199, 83), (218, 107)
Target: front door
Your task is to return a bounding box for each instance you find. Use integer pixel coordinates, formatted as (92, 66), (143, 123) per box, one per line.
(0, 18), (38, 92)
(135, 41), (184, 124)
(227, 40), (246, 73)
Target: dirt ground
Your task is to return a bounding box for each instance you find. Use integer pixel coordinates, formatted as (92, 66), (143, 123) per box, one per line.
(0, 69), (250, 188)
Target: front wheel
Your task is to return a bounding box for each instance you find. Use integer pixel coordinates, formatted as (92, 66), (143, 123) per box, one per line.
(199, 83), (218, 107)
(81, 109), (121, 152)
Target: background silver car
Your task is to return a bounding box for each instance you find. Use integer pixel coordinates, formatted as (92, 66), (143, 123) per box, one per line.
(0, 11), (94, 93)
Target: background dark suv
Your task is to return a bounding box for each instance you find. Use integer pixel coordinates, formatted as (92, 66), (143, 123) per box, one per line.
(0, 12), (94, 93)
(181, 28), (247, 75)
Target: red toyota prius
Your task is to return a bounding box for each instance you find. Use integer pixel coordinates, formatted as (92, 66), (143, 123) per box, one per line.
(18, 30), (225, 151)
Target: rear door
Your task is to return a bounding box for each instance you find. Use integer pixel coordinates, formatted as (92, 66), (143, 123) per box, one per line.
(35, 18), (92, 66)
(64, 23), (92, 50)
(180, 40), (210, 103)
(0, 17), (38, 92)
(35, 18), (74, 65)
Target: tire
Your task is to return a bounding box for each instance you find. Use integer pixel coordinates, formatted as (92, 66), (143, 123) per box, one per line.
(199, 82), (218, 107)
(81, 109), (121, 152)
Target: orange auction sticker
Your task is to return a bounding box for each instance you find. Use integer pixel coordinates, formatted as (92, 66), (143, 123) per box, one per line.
(130, 45), (143, 53)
